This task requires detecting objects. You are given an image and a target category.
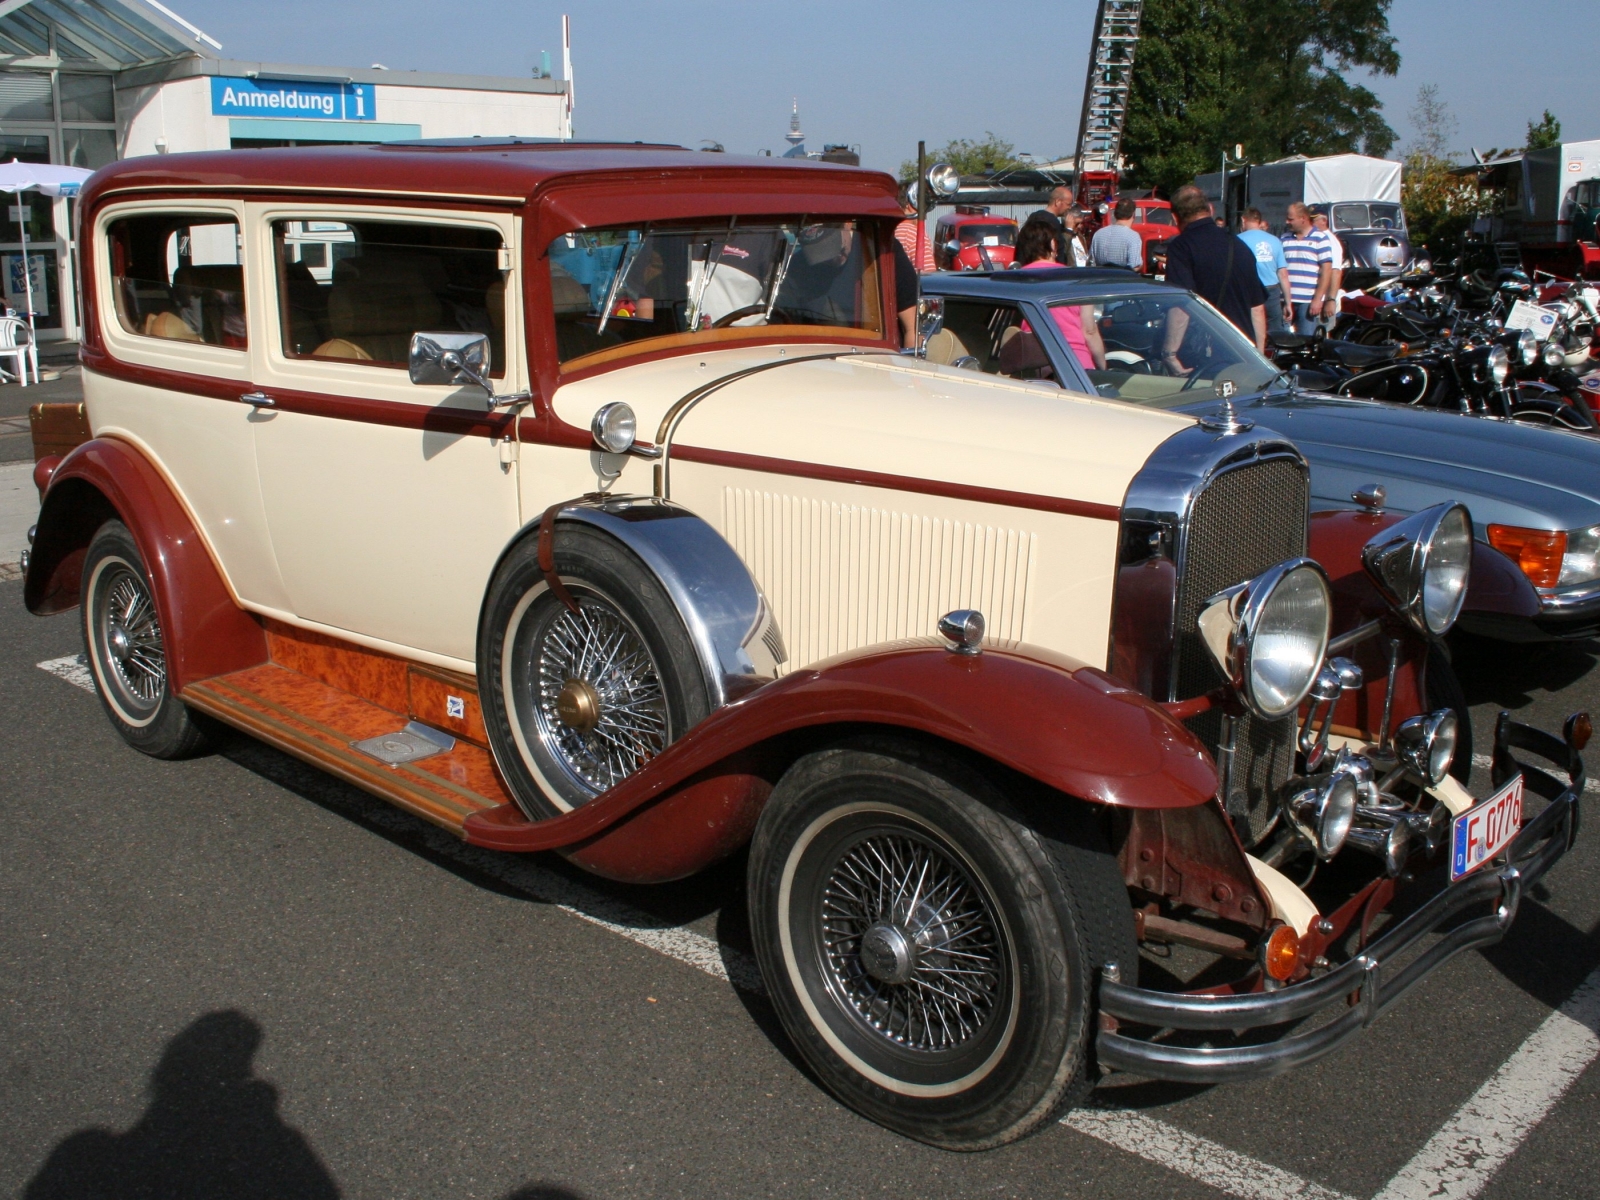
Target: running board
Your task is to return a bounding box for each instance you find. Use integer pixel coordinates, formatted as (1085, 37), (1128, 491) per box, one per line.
(184, 663), (514, 835)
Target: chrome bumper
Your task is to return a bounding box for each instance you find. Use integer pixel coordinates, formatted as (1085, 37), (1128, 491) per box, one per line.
(1096, 713), (1586, 1083)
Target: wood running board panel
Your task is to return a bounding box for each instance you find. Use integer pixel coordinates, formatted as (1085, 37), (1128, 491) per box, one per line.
(184, 664), (515, 835)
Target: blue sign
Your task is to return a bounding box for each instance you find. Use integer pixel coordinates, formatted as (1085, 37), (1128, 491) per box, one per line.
(210, 76), (375, 122)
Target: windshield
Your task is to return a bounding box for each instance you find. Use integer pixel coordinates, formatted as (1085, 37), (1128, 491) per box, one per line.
(1138, 207), (1176, 226)
(1368, 203), (1403, 230)
(547, 219), (881, 366)
(959, 224), (1015, 246)
(1056, 292), (1279, 408)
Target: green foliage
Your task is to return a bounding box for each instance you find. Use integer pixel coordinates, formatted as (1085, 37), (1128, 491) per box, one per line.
(1124, 0), (1400, 197)
(1402, 152), (1489, 251)
(898, 133), (1025, 185)
(1527, 110), (1561, 150)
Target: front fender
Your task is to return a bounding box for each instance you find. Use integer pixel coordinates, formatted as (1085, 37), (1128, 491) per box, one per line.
(24, 437), (266, 693)
(463, 639), (1220, 857)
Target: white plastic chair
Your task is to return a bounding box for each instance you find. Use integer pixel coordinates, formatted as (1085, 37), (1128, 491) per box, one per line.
(0, 314), (37, 385)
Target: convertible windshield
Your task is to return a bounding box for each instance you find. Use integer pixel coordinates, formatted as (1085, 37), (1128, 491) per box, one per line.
(1058, 292), (1280, 408)
(547, 219), (881, 366)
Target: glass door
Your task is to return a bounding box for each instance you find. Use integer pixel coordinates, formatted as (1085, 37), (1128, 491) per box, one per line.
(0, 132), (68, 339)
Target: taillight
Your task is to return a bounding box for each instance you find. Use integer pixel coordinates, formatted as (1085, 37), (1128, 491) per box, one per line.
(1488, 524), (1568, 588)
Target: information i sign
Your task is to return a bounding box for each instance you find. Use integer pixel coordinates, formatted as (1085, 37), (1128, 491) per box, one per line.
(211, 77), (376, 122)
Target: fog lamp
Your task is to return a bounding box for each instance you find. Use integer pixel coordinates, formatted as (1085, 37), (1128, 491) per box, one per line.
(1261, 923), (1301, 983)
(591, 401), (637, 455)
(1394, 710), (1458, 785)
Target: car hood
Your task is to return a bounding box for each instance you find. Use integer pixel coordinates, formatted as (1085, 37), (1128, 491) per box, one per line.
(1180, 392), (1600, 531)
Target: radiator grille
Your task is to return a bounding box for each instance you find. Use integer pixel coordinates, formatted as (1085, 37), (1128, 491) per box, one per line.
(1172, 456), (1310, 842)
(721, 488), (1035, 672)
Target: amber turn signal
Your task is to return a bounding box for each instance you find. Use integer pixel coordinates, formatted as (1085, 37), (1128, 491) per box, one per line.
(1570, 712), (1593, 753)
(1262, 923), (1301, 982)
(1488, 524), (1567, 589)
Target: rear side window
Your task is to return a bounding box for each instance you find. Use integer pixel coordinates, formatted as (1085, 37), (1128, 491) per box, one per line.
(106, 213), (245, 348)
(273, 219), (506, 375)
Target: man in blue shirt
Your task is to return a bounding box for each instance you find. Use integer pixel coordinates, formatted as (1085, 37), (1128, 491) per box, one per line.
(1090, 196), (1144, 270)
(1237, 208), (1292, 333)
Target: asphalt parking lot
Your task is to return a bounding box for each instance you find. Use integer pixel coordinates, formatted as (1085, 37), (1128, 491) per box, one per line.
(3, 575), (1598, 1200)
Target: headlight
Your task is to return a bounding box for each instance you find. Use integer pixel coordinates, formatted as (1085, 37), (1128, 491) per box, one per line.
(1198, 559), (1331, 720)
(591, 401), (637, 454)
(1362, 502), (1473, 636)
(1544, 340), (1567, 369)
(1561, 524), (1600, 585)
(1516, 329), (1538, 365)
(1394, 709), (1458, 784)
(1488, 345), (1510, 384)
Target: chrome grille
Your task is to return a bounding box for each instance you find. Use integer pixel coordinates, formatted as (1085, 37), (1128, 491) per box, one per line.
(1173, 455), (1310, 842)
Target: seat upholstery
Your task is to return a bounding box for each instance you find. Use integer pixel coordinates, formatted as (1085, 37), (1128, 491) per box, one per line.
(142, 311), (203, 343)
(322, 253), (445, 364)
(924, 327), (974, 366)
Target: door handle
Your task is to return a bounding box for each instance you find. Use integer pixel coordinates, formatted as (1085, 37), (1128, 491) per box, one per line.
(240, 391), (275, 408)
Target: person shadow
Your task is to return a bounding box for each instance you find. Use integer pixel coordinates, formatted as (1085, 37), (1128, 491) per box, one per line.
(23, 1010), (341, 1200)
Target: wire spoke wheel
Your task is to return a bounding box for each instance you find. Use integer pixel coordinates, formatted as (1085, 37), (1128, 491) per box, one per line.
(93, 559), (166, 714)
(530, 596), (668, 794)
(820, 830), (1005, 1056)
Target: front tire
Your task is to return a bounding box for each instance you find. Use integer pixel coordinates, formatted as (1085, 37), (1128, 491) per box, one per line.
(479, 524), (713, 818)
(748, 740), (1134, 1150)
(81, 520), (215, 759)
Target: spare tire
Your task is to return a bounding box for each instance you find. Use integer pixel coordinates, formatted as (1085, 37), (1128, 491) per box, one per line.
(479, 523), (713, 818)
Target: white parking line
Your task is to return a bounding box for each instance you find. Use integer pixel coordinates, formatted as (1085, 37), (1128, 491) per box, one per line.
(1064, 1107), (1356, 1200)
(38, 653), (94, 692)
(1471, 753), (1597, 795)
(1373, 966), (1600, 1200)
(32, 655), (1595, 1195)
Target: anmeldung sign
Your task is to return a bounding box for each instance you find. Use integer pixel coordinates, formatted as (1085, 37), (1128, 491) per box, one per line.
(210, 76), (375, 121)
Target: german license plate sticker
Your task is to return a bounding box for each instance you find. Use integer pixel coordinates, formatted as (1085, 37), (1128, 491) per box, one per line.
(1450, 774), (1525, 882)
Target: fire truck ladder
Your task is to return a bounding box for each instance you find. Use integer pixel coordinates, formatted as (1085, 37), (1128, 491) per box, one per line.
(1074, 0), (1143, 175)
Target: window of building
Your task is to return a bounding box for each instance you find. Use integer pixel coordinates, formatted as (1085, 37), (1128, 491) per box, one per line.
(272, 219), (507, 374)
(546, 218), (882, 367)
(106, 213), (245, 348)
(58, 74), (114, 122)
(62, 127), (116, 170)
(0, 71), (54, 121)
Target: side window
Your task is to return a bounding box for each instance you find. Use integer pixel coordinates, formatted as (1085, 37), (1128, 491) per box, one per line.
(106, 213), (245, 347)
(273, 219), (506, 376)
(931, 299), (1058, 384)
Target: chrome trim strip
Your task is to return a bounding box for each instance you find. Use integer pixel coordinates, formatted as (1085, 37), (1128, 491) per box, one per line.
(1538, 578), (1600, 613)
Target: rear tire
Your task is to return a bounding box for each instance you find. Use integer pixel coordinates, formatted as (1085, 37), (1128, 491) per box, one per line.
(81, 520), (215, 759)
(748, 739), (1134, 1150)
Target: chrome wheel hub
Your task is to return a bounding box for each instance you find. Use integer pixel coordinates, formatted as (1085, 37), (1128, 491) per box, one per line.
(98, 565), (165, 709)
(821, 831), (1004, 1053)
(107, 623), (132, 661)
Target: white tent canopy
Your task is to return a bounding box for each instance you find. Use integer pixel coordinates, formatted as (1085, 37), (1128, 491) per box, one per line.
(0, 160), (94, 338)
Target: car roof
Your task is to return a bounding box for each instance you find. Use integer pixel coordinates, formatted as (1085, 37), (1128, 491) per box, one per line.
(80, 141), (901, 213)
(923, 268), (1187, 302)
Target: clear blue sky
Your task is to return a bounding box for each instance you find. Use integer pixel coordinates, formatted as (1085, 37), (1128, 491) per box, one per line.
(196, 0), (1588, 173)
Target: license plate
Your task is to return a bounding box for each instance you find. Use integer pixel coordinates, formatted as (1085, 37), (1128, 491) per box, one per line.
(1450, 774), (1525, 882)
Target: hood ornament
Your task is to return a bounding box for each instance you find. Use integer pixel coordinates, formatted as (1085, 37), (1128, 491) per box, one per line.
(1197, 380), (1254, 434)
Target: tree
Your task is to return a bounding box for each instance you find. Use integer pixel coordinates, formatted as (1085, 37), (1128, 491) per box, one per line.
(898, 133), (1024, 185)
(1124, 0), (1400, 197)
(1399, 86), (1487, 251)
(1527, 110), (1561, 150)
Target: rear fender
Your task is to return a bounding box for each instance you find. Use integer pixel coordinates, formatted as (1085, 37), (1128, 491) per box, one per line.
(25, 437), (267, 693)
(464, 639), (1232, 880)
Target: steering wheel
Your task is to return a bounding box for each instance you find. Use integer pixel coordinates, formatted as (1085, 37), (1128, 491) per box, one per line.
(711, 304), (774, 329)
(1178, 359), (1223, 390)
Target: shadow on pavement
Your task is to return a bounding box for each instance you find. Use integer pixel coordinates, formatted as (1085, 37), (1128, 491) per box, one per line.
(22, 1010), (341, 1200)
(1450, 630), (1598, 709)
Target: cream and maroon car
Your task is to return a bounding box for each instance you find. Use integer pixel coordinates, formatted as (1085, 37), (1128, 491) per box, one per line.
(23, 142), (1587, 1151)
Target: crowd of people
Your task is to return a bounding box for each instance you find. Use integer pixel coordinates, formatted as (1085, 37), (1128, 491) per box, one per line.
(893, 178), (1351, 352)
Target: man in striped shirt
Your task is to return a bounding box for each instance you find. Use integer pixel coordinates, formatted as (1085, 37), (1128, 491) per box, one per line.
(1281, 202), (1333, 336)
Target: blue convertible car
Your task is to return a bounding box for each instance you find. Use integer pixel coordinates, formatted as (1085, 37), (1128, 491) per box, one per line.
(920, 268), (1600, 642)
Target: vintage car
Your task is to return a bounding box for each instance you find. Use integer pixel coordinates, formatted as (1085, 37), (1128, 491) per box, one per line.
(932, 207), (1017, 271)
(921, 268), (1600, 645)
(23, 143), (1587, 1151)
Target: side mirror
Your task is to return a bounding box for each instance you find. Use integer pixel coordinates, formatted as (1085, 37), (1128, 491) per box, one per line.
(944, 240), (961, 256)
(409, 331), (492, 393)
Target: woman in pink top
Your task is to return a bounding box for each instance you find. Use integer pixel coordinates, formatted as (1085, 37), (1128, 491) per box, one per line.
(1013, 218), (1106, 371)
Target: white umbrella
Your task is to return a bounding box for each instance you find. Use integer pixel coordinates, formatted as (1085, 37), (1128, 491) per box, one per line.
(0, 160), (94, 342)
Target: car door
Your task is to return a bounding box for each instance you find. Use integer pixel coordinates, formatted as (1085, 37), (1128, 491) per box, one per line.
(92, 200), (288, 611)
(244, 202), (525, 666)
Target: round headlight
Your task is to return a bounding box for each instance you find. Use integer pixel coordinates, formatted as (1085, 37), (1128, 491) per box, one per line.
(1544, 340), (1567, 369)
(1516, 329), (1538, 365)
(1395, 710), (1458, 784)
(1362, 502), (1474, 638)
(590, 401), (637, 455)
(1239, 561), (1332, 720)
(1420, 504), (1473, 635)
(927, 162), (961, 198)
(1488, 345), (1510, 384)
